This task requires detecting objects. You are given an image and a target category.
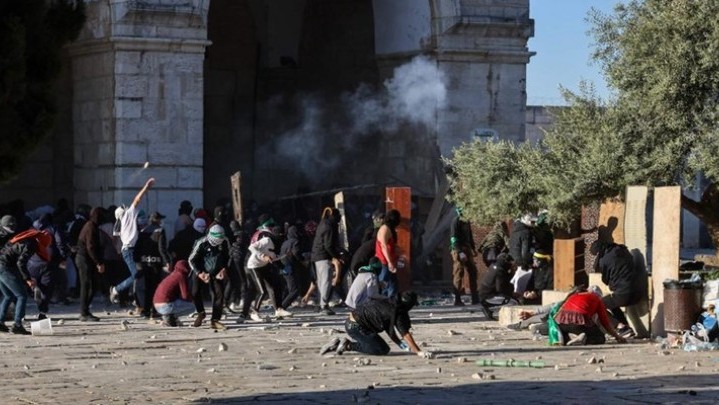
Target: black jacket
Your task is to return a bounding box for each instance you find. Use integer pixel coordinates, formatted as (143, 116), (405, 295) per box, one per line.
(0, 238), (38, 280)
(596, 243), (641, 296)
(478, 254), (514, 300)
(450, 216), (476, 251)
(311, 217), (340, 262)
(168, 227), (204, 262)
(509, 221), (532, 268)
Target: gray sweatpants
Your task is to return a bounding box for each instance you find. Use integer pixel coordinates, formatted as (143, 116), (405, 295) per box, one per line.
(314, 260), (333, 307)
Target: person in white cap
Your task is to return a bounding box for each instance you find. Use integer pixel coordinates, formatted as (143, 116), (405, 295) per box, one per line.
(109, 177), (155, 304)
(188, 224), (230, 329)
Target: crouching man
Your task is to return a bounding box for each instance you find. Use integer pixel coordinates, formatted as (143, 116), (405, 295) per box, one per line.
(153, 260), (193, 327)
(319, 291), (432, 358)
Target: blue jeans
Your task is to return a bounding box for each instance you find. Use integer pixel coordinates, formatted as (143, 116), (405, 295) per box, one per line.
(378, 265), (398, 298)
(154, 299), (194, 316)
(345, 318), (390, 355)
(0, 265), (28, 326)
(117, 247), (138, 293)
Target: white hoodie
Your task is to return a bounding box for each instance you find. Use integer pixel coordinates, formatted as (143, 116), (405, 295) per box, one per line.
(247, 235), (277, 269)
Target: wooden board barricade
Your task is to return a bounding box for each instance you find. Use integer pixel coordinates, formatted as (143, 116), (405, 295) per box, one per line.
(598, 199), (625, 245)
(385, 187), (412, 293)
(651, 186), (681, 337)
(230, 171), (242, 223)
(553, 238), (578, 291)
(334, 192), (349, 252)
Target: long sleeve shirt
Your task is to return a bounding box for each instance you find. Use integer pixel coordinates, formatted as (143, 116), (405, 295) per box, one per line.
(247, 236), (276, 270)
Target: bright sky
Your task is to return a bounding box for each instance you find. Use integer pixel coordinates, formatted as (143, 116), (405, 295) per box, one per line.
(527, 1), (621, 106)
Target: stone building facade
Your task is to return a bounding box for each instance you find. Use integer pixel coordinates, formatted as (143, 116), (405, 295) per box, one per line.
(2, 0), (535, 233)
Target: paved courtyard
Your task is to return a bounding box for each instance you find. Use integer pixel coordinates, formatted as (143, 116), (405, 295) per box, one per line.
(2, 297), (719, 404)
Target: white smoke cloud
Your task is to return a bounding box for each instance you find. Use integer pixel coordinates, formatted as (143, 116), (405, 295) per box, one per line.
(264, 55), (447, 183)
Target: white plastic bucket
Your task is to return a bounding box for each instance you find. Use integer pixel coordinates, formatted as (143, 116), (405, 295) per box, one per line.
(30, 318), (53, 336)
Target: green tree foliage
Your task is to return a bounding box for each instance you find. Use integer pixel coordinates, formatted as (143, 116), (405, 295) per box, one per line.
(447, 0), (719, 248)
(0, 0), (85, 184)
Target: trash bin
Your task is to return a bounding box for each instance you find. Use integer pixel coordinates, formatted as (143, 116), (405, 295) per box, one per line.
(663, 279), (703, 333)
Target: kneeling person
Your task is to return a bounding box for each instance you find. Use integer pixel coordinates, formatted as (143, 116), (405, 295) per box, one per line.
(319, 291), (432, 358)
(344, 257), (386, 310)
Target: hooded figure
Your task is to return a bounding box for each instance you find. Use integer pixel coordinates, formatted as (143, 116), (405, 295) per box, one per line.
(188, 222), (231, 329)
(153, 260), (194, 327)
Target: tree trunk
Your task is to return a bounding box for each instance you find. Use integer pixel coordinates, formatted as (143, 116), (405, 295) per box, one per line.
(680, 182), (719, 257)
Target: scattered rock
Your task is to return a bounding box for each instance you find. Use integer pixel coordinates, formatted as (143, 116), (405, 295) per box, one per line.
(677, 365), (685, 371)
(612, 372), (619, 377)
(436, 367), (441, 373)
(57, 319), (65, 326)
(149, 335), (156, 339)
(587, 356), (598, 364)
(218, 343), (227, 352)
(595, 367), (603, 373)
(322, 363), (327, 367)
(554, 365), (562, 371)
(456, 357), (467, 364)
(695, 361), (701, 367)
(420, 341), (428, 347)
(471, 373), (483, 380)
(257, 364), (277, 370)
(307, 375), (313, 379)
(119, 320), (130, 331)
(196, 348), (206, 353)
(302, 323), (311, 327)
(447, 330), (459, 336)
(287, 348), (297, 354)
(658, 350), (671, 356)
(319, 384), (326, 388)
(206, 368), (216, 373)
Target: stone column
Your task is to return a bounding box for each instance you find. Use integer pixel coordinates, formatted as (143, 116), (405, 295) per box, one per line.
(433, 0), (535, 155)
(68, 0), (209, 231)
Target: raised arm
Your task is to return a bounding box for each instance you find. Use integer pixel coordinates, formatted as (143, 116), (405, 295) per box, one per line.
(131, 178), (155, 208)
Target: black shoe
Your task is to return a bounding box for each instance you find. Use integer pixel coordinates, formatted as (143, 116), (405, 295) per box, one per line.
(192, 312), (206, 327)
(162, 315), (178, 327)
(480, 302), (495, 321)
(11, 325), (31, 335)
(320, 306), (335, 316)
(453, 299), (465, 307)
(0, 323), (8, 333)
(37, 313), (47, 321)
(506, 322), (522, 331)
(79, 314), (100, 322)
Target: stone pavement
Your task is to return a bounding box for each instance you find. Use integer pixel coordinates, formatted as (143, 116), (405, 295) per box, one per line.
(2, 298), (719, 404)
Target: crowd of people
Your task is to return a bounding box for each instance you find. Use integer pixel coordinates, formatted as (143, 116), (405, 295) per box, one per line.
(0, 182), (641, 353)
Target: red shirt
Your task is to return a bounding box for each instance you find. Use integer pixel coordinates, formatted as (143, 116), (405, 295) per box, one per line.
(375, 234), (396, 266)
(556, 292), (612, 330)
(153, 268), (192, 304)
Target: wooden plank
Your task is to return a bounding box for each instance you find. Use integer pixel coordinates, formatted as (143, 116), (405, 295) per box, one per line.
(385, 187), (412, 293)
(598, 199), (625, 245)
(230, 171), (242, 223)
(651, 186), (681, 336)
(553, 239), (577, 291)
(334, 192), (349, 252)
(624, 186), (648, 267)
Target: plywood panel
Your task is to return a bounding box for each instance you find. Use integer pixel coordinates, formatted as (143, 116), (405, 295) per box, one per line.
(651, 186), (681, 336)
(230, 171), (242, 223)
(624, 186), (648, 264)
(334, 192), (349, 251)
(385, 187), (412, 293)
(553, 239), (576, 291)
(598, 199), (625, 245)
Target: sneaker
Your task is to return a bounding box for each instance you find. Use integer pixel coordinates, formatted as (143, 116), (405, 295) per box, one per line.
(109, 286), (120, 304)
(192, 312), (206, 328)
(567, 332), (587, 346)
(79, 314), (100, 322)
(336, 337), (351, 355)
(235, 314), (248, 324)
(11, 324), (31, 335)
(319, 337), (340, 355)
(506, 322), (522, 331)
(480, 302), (495, 321)
(528, 323), (542, 334)
(249, 311), (263, 322)
(320, 306), (335, 316)
(0, 323), (8, 333)
(275, 308), (293, 318)
(453, 300), (465, 307)
(228, 303), (242, 313)
(210, 320), (227, 330)
(617, 326), (636, 338)
(37, 313), (47, 321)
(162, 315), (178, 327)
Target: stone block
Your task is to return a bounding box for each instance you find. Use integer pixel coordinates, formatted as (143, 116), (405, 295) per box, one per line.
(116, 75), (148, 98)
(498, 305), (543, 326)
(177, 167), (202, 188)
(114, 51), (142, 74)
(115, 142), (148, 165)
(115, 98), (143, 119)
